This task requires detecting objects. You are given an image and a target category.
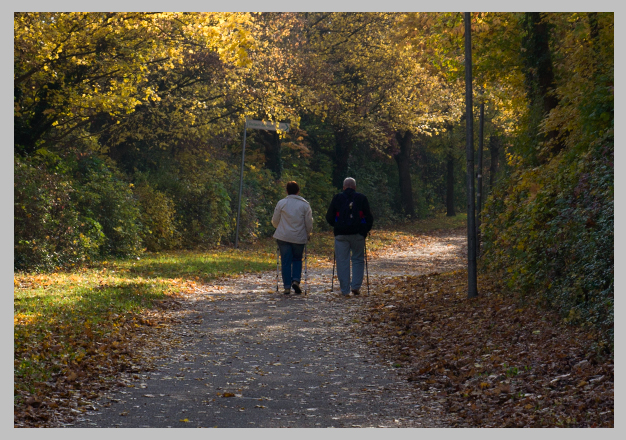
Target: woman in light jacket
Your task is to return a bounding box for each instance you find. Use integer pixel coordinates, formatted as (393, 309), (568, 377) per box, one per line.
(271, 181), (313, 295)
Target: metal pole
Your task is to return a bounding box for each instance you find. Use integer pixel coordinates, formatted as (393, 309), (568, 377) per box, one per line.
(364, 237), (370, 295)
(304, 244), (307, 295)
(235, 121), (247, 248)
(464, 12), (478, 298)
(331, 251), (335, 293)
(276, 246), (279, 293)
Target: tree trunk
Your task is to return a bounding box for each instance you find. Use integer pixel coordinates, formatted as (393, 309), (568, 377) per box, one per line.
(14, 84), (58, 155)
(332, 127), (351, 189)
(259, 130), (282, 180)
(488, 134), (500, 189)
(464, 12), (478, 299)
(522, 12), (563, 157)
(394, 131), (415, 218)
(446, 151), (456, 217)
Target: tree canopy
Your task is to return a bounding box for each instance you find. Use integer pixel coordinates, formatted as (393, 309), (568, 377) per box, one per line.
(14, 11), (613, 346)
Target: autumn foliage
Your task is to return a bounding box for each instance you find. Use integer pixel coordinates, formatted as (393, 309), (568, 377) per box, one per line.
(14, 11), (613, 428)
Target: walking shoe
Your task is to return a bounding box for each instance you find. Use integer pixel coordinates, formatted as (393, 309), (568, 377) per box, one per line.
(351, 289), (360, 296)
(292, 280), (302, 294)
(283, 288), (291, 295)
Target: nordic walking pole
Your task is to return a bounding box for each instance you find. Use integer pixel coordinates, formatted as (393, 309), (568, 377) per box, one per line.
(364, 236), (370, 296)
(331, 251), (335, 293)
(276, 246), (279, 293)
(304, 244), (307, 295)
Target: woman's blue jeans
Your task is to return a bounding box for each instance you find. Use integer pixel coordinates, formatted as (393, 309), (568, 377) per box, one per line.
(276, 239), (305, 289)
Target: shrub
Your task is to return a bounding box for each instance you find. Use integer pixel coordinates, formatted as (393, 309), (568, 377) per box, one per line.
(134, 183), (180, 251)
(481, 135), (614, 349)
(74, 156), (143, 257)
(149, 156), (233, 248)
(175, 178), (232, 248)
(14, 156), (104, 271)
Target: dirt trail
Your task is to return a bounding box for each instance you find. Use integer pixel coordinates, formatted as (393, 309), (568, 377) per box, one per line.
(73, 229), (466, 428)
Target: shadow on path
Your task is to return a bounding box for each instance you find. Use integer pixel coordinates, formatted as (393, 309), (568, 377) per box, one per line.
(73, 231), (465, 428)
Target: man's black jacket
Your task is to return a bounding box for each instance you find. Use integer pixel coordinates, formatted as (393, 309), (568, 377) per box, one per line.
(325, 188), (374, 237)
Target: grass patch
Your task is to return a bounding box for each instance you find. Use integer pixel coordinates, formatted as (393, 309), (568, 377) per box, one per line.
(118, 248), (276, 282)
(15, 272), (166, 397)
(14, 248), (277, 405)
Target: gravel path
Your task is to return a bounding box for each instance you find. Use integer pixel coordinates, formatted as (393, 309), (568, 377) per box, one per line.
(73, 230), (466, 428)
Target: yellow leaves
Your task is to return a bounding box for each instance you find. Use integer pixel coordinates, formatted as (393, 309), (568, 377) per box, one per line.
(18, 12), (258, 140)
(14, 313), (38, 326)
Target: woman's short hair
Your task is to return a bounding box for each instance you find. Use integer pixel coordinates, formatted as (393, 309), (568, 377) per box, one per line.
(286, 181), (299, 195)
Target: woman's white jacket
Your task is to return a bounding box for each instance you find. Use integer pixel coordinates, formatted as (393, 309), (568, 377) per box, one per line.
(271, 195), (313, 244)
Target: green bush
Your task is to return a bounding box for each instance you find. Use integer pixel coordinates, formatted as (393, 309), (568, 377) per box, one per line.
(176, 178), (232, 248)
(14, 157), (104, 271)
(74, 156), (143, 257)
(230, 151), (336, 243)
(481, 135), (614, 349)
(134, 183), (180, 251)
(149, 157), (233, 248)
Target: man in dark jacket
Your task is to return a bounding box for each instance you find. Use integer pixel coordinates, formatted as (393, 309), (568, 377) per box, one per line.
(325, 177), (374, 296)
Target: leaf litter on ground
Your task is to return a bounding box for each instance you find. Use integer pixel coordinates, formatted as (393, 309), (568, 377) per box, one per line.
(14, 214), (612, 428)
(361, 269), (614, 428)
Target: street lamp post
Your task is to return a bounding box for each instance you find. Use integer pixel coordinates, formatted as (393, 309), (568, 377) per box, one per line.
(464, 12), (478, 298)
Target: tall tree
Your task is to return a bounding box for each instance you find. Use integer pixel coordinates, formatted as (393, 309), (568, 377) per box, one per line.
(297, 12), (457, 195)
(521, 12), (563, 159)
(258, 130), (282, 179)
(331, 127), (352, 188)
(394, 131), (415, 217)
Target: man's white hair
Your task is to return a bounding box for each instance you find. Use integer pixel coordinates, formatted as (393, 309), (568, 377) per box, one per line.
(343, 177), (356, 189)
